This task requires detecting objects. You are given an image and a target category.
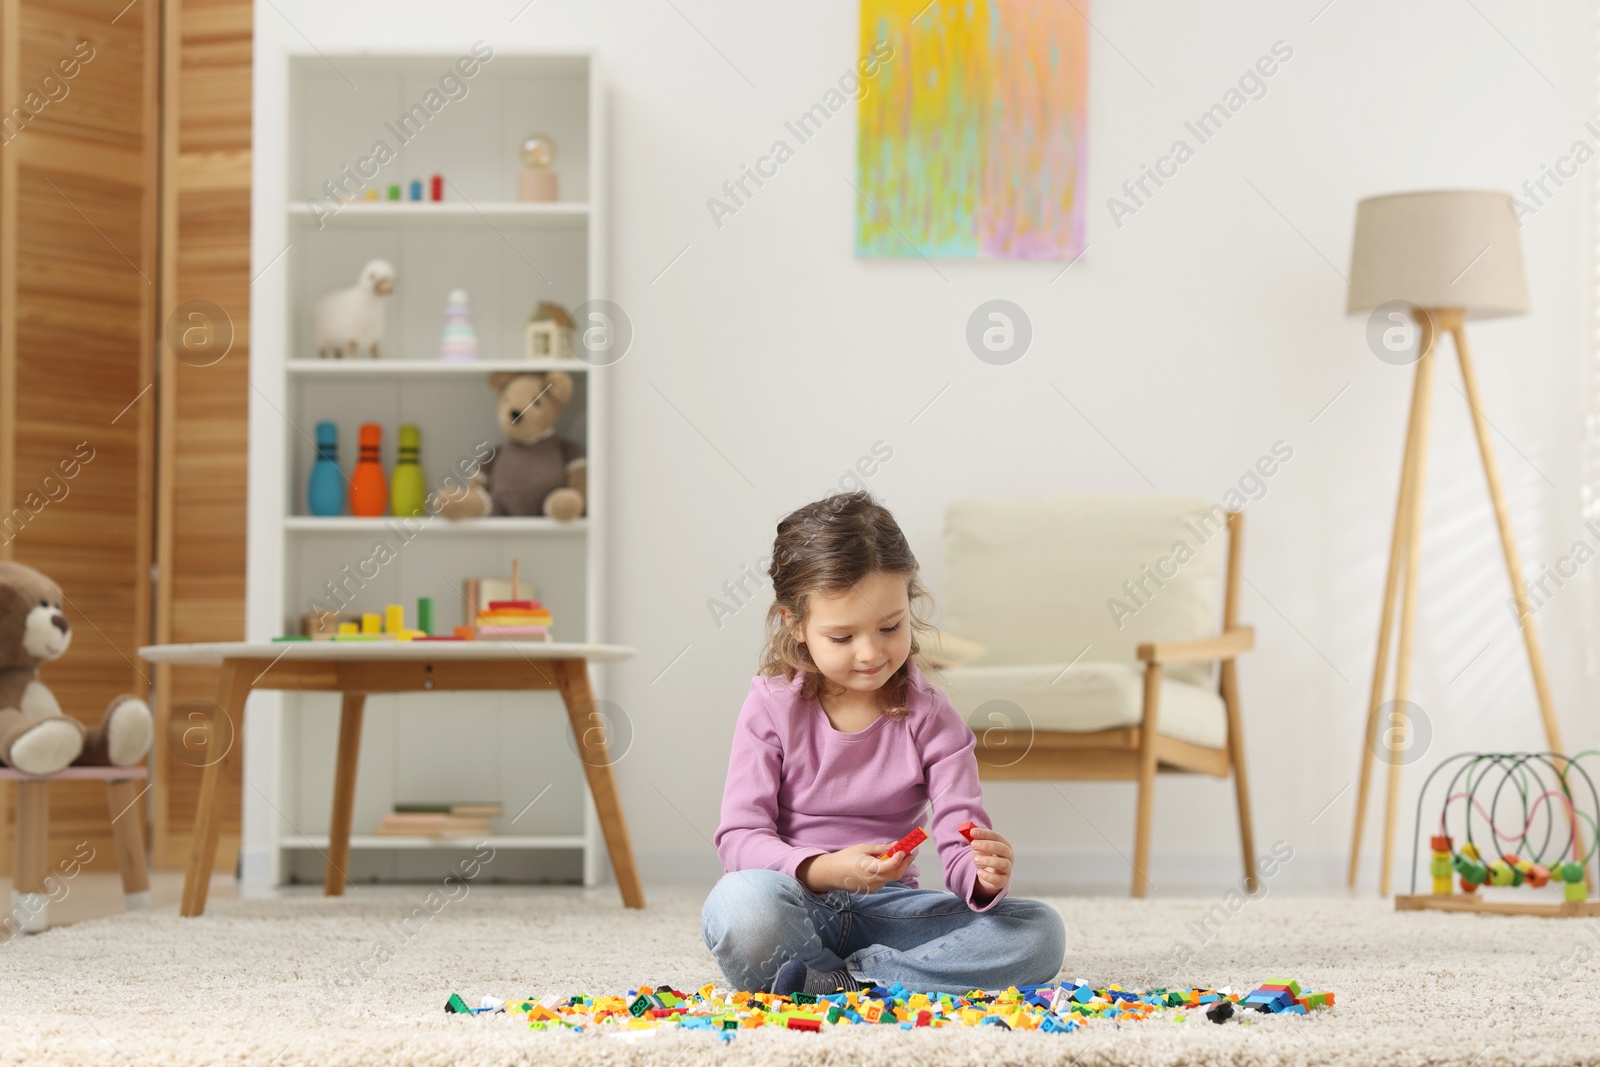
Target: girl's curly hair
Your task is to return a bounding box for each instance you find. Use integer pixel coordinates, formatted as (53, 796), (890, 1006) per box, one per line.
(758, 490), (935, 718)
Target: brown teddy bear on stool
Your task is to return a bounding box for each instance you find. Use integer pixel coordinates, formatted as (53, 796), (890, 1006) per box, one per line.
(0, 562), (154, 777)
(440, 371), (587, 521)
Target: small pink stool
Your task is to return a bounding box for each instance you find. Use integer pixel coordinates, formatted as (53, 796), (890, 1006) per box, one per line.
(2, 765), (150, 934)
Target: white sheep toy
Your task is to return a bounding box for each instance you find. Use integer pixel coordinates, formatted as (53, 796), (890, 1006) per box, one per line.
(312, 258), (396, 359)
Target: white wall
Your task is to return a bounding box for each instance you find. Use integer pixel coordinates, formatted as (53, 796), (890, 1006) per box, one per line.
(255, 0), (1596, 891)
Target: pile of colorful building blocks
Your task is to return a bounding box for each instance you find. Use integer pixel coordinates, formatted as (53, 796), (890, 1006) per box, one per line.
(275, 597), (479, 642)
(443, 978), (1333, 1036)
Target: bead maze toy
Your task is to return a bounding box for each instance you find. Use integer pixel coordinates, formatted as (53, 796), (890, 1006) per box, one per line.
(1397, 751), (1600, 917)
(442, 977), (1334, 1036)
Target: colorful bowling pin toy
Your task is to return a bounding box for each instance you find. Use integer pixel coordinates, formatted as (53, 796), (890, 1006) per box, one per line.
(350, 422), (388, 517)
(391, 424), (426, 517)
(308, 420), (346, 516)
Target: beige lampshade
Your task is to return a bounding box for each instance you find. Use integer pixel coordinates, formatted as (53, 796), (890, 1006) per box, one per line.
(1346, 190), (1528, 318)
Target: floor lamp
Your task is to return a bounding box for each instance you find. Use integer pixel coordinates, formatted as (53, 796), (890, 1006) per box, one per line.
(1344, 190), (1567, 896)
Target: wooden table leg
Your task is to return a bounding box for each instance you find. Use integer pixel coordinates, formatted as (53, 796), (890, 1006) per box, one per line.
(106, 778), (152, 910)
(554, 658), (644, 908)
(325, 692), (365, 897)
(13, 781), (49, 934)
(181, 659), (252, 917)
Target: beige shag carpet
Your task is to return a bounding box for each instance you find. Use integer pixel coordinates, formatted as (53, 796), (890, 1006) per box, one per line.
(0, 886), (1596, 1066)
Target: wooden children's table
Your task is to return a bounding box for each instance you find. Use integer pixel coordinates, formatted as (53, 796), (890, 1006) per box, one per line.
(136, 640), (640, 916)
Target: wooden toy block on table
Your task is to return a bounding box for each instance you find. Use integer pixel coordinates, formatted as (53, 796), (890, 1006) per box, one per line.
(474, 560), (553, 641)
(276, 595), (471, 642)
(1396, 750), (1600, 917)
(476, 598), (552, 637)
(276, 564), (555, 645)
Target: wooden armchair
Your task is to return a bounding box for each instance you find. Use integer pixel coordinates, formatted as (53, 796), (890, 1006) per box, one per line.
(933, 496), (1256, 898)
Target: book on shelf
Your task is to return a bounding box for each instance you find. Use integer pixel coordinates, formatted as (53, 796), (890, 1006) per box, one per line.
(373, 800), (502, 837)
(369, 819), (489, 844)
(392, 802), (503, 817)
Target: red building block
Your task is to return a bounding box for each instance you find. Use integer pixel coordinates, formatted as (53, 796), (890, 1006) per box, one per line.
(879, 826), (928, 860)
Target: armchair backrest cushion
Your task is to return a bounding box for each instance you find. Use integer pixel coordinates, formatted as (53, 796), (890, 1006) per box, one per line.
(941, 496), (1228, 687)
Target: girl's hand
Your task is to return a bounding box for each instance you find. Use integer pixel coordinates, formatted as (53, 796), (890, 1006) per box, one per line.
(969, 827), (1014, 900)
(801, 842), (915, 894)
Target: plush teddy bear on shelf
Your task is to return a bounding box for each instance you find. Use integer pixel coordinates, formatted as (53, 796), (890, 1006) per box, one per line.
(440, 371), (587, 521)
(0, 562), (154, 777)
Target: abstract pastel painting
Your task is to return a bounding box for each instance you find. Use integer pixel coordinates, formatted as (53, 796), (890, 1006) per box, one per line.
(856, 0), (1088, 260)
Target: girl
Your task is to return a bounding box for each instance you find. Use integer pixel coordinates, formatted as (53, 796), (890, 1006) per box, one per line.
(702, 491), (1066, 995)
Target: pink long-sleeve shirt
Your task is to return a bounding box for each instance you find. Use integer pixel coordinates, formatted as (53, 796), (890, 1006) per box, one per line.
(714, 658), (1006, 911)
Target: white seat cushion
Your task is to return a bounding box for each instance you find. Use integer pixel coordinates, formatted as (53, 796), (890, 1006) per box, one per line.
(942, 496), (1228, 688)
(936, 660), (1228, 749)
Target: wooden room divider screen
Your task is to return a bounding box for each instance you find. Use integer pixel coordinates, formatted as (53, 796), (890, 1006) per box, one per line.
(0, 0), (250, 878)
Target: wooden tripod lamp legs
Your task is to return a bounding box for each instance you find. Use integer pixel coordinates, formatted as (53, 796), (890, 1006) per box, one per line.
(1450, 323), (1564, 755)
(1348, 317), (1434, 891)
(1348, 308), (1565, 895)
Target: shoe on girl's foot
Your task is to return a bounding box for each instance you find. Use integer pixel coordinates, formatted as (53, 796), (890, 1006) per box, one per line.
(771, 958), (866, 996)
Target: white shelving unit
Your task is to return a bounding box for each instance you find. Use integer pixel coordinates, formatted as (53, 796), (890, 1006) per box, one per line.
(287, 201), (590, 221)
(245, 49), (608, 890)
(287, 358), (588, 377)
(283, 516), (588, 534)
(281, 835), (587, 851)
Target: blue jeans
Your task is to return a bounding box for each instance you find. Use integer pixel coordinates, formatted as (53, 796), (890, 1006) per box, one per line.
(701, 868), (1066, 993)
